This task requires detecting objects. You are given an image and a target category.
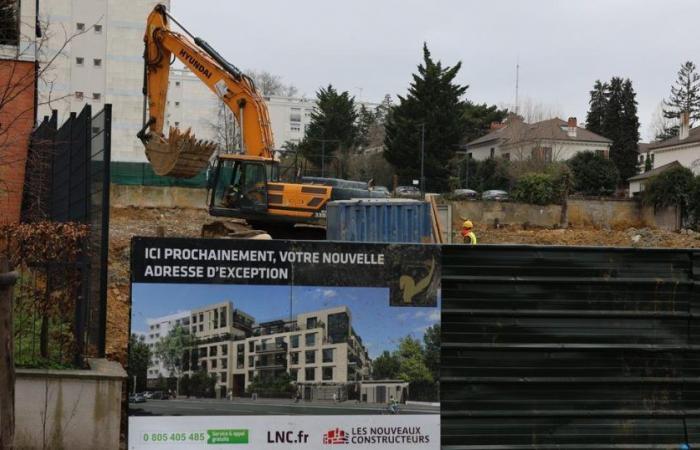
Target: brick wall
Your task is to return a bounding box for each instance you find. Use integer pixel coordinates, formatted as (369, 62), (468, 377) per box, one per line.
(0, 59), (35, 224)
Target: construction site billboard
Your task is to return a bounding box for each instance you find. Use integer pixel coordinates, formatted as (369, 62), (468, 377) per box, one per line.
(128, 237), (441, 449)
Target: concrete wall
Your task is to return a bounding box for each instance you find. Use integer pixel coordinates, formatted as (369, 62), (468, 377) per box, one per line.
(13, 359), (125, 450)
(450, 199), (681, 231)
(111, 184), (207, 209)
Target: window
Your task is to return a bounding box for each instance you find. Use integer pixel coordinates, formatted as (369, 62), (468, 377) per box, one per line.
(175, 121), (180, 127)
(290, 108), (301, 123)
(201, 360), (207, 370)
(290, 125), (300, 132)
(211, 359), (217, 369)
(210, 346), (217, 357)
(322, 348), (334, 363)
(192, 315), (197, 323)
(305, 367), (315, 381)
(468, 152), (473, 159)
(175, 101), (180, 107)
(290, 335), (299, 348)
(92, 93), (101, 101)
(76, 23), (85, 31)
(531, 147), (553, 163)
(175, 81), (181, 87)
(249, 356), (254, 367)
(221, 358), (227, 369)
(305, 333), (316, 347)
(595, 149), (606, 158)
(150, 325), (154, 330)
(220, 309), (226, 327)
(221, 344), (228, 356)
(191, 326), (196, 333)
(199, 313), (203, 322)
(75, 57), (84, 66)
(290, 368), (298, 381)
(93, 58), (102, 67)
(94, 24), (102, 33)
(198, 324), (203, 332)
(490, 148), (495, 158)
(305, 350), (316, 364)
(322, 367), (333, 381)
(306, 317), (318, 329)
(249, 341), (255, 352)
(290, 352), (299, 365)
(503, 153), (510, 161)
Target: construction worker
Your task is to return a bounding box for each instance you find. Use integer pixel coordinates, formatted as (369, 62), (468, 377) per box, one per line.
(461, 220), (477, 245)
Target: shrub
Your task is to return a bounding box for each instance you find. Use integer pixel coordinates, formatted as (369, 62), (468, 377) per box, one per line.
(512, 173), (558, 205)
(688, 175), (700, 228)
(567, 151), (619, 195)
(643, 166), (694, 209)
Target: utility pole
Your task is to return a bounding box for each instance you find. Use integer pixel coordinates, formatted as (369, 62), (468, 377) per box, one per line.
(321, 140), (325, 177)
(420, 122), (425, 196)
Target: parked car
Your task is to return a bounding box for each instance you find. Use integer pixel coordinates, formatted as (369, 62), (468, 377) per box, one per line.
(129, 393), (146, 403)
(452, 188), (479, 199)
(149, 390), (169, 400)
(395, 186), (421, 198)
(481, 190), (509, 201)
(142, 391), (153, 399)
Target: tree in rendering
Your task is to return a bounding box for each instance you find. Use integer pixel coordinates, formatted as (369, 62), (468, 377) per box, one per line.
(585, 80), (609, 136)
(128, 334), (152, 394)
(602, 77), (640, 182)
(154, 324), (192, 396)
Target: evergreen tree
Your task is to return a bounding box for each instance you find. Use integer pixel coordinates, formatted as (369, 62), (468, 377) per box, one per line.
(462, 102), (509, 143)
(355, 104), (375, 149)
(619, 79), (641, 180)
(585, 80), (608, 135)
(603, 77), (640, 182)
(662, 61), (700, 136)
(384, 43), (468, 192)
(300, 84), (358, 170)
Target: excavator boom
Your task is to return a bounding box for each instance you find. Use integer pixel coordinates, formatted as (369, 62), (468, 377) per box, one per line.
(140, 4), (275, 177)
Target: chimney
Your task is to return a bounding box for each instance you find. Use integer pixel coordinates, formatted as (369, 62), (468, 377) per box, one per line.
(680, 111), (690, 140)
(567, 117), (577, 137)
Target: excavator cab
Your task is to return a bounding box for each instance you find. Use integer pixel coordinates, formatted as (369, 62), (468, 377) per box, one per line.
(209, 157), (276, 217)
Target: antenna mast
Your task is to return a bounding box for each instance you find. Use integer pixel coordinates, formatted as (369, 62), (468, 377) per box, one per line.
(515, 58), (520, 114)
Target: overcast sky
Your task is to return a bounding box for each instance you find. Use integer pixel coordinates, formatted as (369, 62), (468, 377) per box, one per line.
(172, 0), (699, 142)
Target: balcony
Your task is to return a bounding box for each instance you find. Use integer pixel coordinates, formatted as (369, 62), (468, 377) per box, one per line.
(255, 359), (287, 369)
(255, 342), (288, 353)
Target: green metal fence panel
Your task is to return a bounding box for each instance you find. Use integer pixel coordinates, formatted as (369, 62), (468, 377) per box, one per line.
(110, 161), (207, 188)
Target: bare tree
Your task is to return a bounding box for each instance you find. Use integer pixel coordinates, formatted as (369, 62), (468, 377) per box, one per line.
(208, 98), (240, 152)
(245, 69), (298, 97)
(0, 5), (97, 201)
(501, 97), (562, 123)
(647, 100), (677, 142)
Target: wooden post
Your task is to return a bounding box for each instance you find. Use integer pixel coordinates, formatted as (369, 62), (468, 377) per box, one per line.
(0, 257), (18, 449)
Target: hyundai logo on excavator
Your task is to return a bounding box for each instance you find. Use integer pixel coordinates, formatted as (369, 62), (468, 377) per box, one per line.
(178, 48), (212, 79)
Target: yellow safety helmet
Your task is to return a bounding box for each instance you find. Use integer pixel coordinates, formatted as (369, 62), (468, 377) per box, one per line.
(462, 220), (473, 229)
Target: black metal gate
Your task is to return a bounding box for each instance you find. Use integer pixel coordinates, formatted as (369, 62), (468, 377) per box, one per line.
(441, 245), (699, 449)
(20, 104), (111, 360)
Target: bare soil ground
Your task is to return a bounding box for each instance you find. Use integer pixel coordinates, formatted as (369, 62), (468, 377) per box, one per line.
(106, 206), (700, 363)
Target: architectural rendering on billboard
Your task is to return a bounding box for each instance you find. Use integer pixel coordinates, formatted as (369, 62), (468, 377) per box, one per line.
(128, 238), (440, 449)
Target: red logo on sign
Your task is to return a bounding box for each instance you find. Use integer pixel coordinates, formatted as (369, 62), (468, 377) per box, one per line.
(323, 428), (348, 444)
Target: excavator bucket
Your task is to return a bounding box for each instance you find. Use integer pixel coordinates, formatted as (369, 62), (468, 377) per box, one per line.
(144, 127), (218, 178)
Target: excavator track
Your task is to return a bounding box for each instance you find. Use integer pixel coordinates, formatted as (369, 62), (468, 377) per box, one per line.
(144, 127), (218, 178)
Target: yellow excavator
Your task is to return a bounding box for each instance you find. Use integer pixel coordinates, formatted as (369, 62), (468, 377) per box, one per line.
(138, 5), (383, 227)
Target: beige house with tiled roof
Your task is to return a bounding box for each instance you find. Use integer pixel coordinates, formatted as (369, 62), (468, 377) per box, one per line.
(646, 113), (700, 175)
(465, 116), (612, 162)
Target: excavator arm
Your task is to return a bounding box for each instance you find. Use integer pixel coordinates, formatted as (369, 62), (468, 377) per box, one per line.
(140, 4), (275, 177)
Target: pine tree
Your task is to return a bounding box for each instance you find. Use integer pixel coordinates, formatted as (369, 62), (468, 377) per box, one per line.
(585, 80), (608, 135)
(663, 61), (700, 123)
(300, 84), (358, 170)
(462, 102), (508, 143)
(384, 43), (468, 192)
(355, 104), (375, 149)
(603, 78), (640, 182)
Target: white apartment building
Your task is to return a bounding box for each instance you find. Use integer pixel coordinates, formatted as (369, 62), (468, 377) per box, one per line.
(38, 0), (169, 163)
(144, 310), (190, 380)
